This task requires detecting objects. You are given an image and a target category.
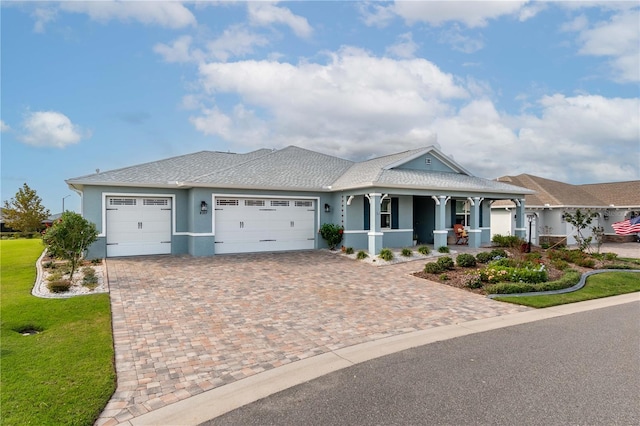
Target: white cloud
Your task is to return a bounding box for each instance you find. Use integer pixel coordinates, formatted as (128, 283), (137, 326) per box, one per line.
(31, 6), (58, 33)
(247, 2), (312, 38)
(59, 1), (196, 29)
(154, 35), (202, 64)
(207, 25), (270, 62)
(185, 46), (638, 183)
(19, 111), (89, 148)
(393, 1), (530, 28)
(386, 32), (419, 59)
(575, 9), (640, 83)
(358, 1), (397, 28)
(439, 25), (484, 53)
(0, 120), (10, 132)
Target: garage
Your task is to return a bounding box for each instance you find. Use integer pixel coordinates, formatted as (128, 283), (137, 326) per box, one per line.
(106, 196), (172, 257)
(214, 197), (316, 254)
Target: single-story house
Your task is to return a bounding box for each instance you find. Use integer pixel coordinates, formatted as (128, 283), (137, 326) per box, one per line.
(66, 145), (533, 258)
(491, 174), (640, 245)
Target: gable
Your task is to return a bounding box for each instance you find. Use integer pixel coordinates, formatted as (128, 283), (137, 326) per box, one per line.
(394, 153), (458, 174)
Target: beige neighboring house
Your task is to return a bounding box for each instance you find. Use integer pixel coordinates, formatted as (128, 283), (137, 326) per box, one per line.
(491, 174), (640, 246)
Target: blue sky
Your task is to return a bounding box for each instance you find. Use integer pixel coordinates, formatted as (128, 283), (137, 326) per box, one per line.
(2, 1), (639, 214)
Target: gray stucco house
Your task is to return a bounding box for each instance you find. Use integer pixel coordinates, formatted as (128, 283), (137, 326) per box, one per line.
(491, 174), (640, 246)
(66, 145), (532, 258)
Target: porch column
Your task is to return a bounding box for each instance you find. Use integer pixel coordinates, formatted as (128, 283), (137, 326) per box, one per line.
(367, 193), (383, 255)
(468, 197), (482, 248)
(481, 201), (492, 245)
(514, 198), (526, 239)
(432, 195), (448, 249)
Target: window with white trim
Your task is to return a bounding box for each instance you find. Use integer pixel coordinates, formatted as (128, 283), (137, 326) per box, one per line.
(109, 198), (136, 206)
(455, 200), (470, 226)
(381, 198), (391, 228)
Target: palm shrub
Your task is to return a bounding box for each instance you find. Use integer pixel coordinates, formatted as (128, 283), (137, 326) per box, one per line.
(356, 250), (368, 260)
(401, 248), (412, 257)
(418, 245), (431, 255)
(437, 246), (450, 253)
(378, 248), (394, 261)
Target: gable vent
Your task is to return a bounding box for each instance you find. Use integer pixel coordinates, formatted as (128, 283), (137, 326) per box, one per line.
(425, 158), (432, 165)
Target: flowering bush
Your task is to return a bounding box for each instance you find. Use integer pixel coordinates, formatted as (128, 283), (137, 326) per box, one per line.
(479, 263), (548, 284)
(319, 223), (344, 250)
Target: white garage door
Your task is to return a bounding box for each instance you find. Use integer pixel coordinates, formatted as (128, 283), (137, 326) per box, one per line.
(106, 197), (172, 257)
(214, 198), (315, 254)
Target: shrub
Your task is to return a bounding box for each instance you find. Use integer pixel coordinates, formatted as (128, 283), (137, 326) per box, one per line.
(485, 270), (580, 294)
(524, 252), (542, 262)
(345, 247), (354, 255)
(401, 248), (412, 257)
(603, 252), (618, 262)
(82, 267), (98, 289)
(551, 259), (569, 271)
(465, 274), (483, 289)
(319, 223), (344, 250)
(424, 262), (444, 274)
(436, 256), (455, 270)
(492, 234), (524, 248)
(439, 274), (449, 281)
(437, 246), (450, 253)
(417, 245), (431, 255)
(356, 250), (368, 260)
(479, 263), (547, 284)
(456, 253), (476, 267)
(48, 279), (71, 293)
(46, 271), (63, 282)
(378, 248), (394, 261)
(476, 252), (494, 264)
(576, 258), (595, 268)
(489, 249), (508, 259)
(491, 257), (518, 268)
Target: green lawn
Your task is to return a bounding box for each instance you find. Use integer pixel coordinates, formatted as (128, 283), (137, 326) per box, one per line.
(495, 271), (640, 308)
(1, 239), (115, 426)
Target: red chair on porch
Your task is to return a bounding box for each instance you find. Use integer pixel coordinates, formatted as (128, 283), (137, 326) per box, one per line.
(453, 224), (468, 245)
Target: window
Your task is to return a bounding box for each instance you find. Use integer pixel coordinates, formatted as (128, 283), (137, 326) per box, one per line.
(245, 200), (265, 207)
(381, 198), (391, 228)
(216, 199), (239, 206)
(143, 199), (168, 206)
(271, 200), (289, 207)
(295, 200), (313, 207)
(109, 198), (136, 206)
(455, 200), (470, 226)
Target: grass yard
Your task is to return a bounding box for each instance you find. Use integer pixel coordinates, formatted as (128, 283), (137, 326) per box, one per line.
(1, 239), (115, 426)
(495, 271), (640, 308)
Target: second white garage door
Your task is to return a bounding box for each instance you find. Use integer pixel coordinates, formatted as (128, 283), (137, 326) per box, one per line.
(214, 198), (315, 254)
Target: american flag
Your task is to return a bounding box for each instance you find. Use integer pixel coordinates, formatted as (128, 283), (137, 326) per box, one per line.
(612, 216), (640, 235)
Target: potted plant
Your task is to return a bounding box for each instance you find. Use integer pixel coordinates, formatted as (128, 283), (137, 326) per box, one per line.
(319, 223), (344, 250)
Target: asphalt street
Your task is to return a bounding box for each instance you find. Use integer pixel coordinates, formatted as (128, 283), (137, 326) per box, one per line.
(204, 301), (640, 426)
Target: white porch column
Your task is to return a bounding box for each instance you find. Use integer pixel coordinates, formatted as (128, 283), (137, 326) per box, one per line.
(514, 198), (526, 239)
(367, 193), (383, 255)
(432, 195), (449, 249)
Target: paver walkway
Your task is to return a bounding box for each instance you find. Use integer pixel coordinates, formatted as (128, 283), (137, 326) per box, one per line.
(97, 250), (531, 425)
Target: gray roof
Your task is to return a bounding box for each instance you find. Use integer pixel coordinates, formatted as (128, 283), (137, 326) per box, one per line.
(67, 145), (531, 195)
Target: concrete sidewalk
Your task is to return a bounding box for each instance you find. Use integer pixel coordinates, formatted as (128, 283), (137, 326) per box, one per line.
(123, 292), (639, 426)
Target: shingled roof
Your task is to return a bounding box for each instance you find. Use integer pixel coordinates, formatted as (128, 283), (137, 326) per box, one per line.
(67, 145), (531, 195)
(494, 174), (640, 208)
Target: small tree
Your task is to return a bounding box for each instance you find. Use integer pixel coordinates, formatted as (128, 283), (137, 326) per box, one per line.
(2, 183), (50, 234)
(319, 223), (343, 250)
(563, 209), (598, 253)
(592, 226), (605, 254)
(43, 211), (98, 279)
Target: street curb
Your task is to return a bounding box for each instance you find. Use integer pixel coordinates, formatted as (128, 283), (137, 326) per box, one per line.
(487, 269), (640, 299)
(124, 292), (640, 426)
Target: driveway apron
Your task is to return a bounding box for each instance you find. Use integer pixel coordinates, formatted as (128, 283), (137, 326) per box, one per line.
(97, 250), (530, 425)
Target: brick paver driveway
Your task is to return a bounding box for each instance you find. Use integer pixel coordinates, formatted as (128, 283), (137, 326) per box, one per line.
(98, 250), (530, 425)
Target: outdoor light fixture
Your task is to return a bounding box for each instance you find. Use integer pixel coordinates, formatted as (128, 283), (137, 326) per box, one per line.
(324, 203), (331, 213)
(200, 201), (208, 215)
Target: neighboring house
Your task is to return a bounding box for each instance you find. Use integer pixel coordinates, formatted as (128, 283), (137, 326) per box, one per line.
(491, 174), (640, 246)
(66, 145), (532, 259)
(0, 208), (61, 233)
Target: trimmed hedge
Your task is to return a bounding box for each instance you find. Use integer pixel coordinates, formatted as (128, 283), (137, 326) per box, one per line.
(485, 270), (581, 294)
